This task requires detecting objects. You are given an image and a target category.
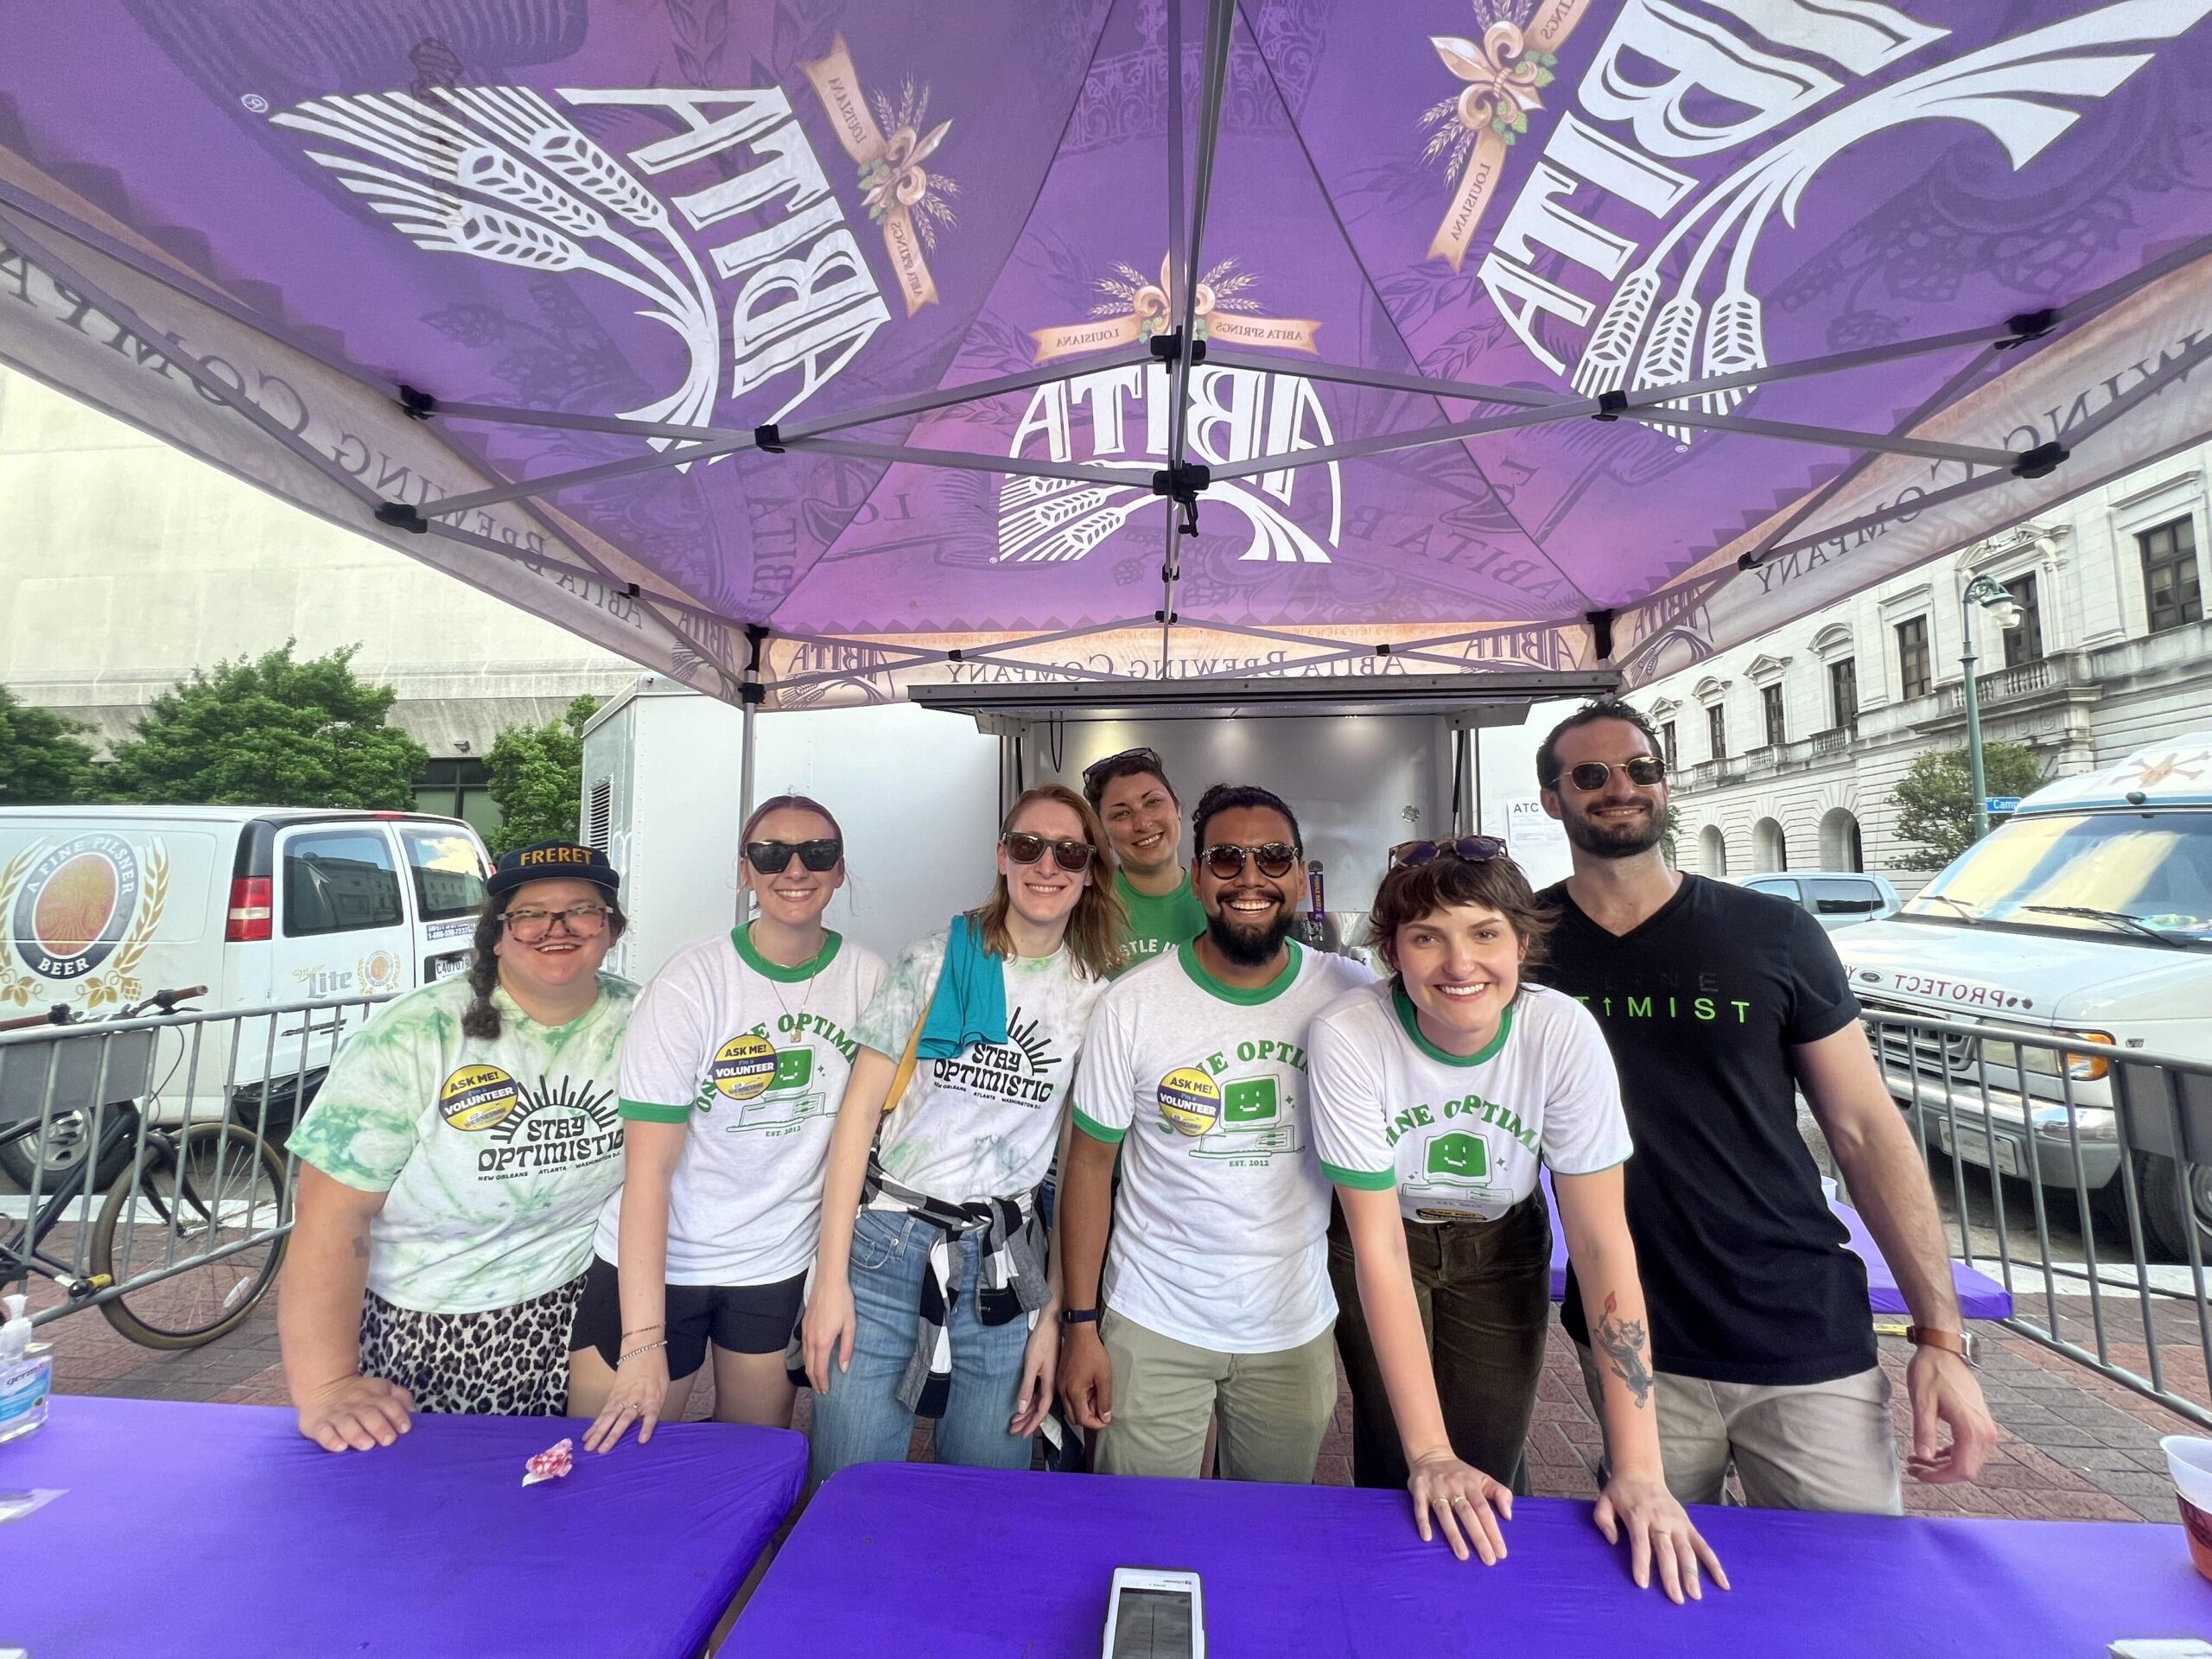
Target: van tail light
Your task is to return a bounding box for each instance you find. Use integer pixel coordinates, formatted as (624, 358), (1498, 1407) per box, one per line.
(226, 876), (273, 942)
(2061, 1029), (2114, 1081)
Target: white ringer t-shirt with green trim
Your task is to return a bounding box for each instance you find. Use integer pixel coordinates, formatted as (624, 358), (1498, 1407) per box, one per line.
(1306, 980), (1632, 1224)
(1073, 941), (1375, 1354)
(595, 926), (887, 1286)
(288, 973), (636, 1316)
(856, 929), (1110, 1204)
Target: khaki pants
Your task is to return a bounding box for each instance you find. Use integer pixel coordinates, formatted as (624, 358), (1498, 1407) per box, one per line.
(1094, 1310), (1337, 1484)
(1574, 1344), (1902, 1515)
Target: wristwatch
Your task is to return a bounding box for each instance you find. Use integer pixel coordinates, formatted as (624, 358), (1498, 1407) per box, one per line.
(1906, 1325), (1977, 1366)
(1059, 1306), (1103, 1327)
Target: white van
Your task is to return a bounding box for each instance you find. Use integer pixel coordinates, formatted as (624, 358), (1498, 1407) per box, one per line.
(1834, 734), (2212, 1256)
(0, 806), (488, 1186)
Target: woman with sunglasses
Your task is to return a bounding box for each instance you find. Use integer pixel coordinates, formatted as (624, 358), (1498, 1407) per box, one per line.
(282, 842), (635, 1451)
(802, 785), (1123, 1486)
(1306, 838), (1726, 1603)
(568, 796), (886, 1450)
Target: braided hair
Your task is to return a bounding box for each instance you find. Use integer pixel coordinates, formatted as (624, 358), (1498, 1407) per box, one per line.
(460, 886), (628, 1039)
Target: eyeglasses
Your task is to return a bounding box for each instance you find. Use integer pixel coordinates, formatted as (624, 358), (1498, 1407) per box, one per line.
(1002, 831), (1098, 873)
(1549, 755), (1667, 792)
(1199, 841), (1301, 880)
(745, 838), (843, 874)
(502, 903), (612, 942)
(1389, 835), (1508, 870)
(1082, 746), (1165, 785)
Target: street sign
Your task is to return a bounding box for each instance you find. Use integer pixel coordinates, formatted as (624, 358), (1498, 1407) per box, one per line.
(1985, 796), (2023, 814)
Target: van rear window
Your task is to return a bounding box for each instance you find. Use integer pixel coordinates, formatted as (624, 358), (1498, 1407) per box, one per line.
(283, 832), (404, 937)
(402, 828), (486, 922)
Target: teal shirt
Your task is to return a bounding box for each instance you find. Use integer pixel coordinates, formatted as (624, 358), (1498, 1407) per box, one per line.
(1114, 867), (1206, 972)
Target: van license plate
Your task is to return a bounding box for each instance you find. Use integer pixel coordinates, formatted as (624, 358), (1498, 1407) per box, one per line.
(427, 954), (470, 982)
(1936, 1120), (2022, 1177)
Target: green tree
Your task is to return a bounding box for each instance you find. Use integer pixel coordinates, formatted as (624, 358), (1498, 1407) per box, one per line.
(1660, 803), (1681, 868)
(483, 695), (601, 858)
(0, 685), (98, 804)
(1888, 741), (2046, 872)
(104, 643), (426, 809)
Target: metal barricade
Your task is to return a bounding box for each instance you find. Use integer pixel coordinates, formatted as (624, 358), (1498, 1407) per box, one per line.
(1857, 1004), (2212, 1429)
(1, 991), (395, 1340)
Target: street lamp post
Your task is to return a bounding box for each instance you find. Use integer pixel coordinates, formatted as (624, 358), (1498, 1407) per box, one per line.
(1959, 573), (2025, 843)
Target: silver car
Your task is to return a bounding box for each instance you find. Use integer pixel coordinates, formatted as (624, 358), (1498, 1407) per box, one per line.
(1735, 871), (1902, 930)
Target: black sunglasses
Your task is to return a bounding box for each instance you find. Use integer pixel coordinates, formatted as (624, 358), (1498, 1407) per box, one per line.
(1199, 841), (1300, 880)
(1003, 831), (1098, 874)
(1389, 835), (1508, 870)
(745, 838), (843, 874)
(1550, 755), (1667, 792)
(1082, 745), (1166, 785)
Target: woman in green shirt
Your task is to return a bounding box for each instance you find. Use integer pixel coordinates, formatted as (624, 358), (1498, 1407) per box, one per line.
(1083, 747), (1206, 969)
(280, 842), (635, 1452)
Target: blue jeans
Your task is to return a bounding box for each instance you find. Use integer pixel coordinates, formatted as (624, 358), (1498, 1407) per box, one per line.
(808, 1208), (1036, 1487)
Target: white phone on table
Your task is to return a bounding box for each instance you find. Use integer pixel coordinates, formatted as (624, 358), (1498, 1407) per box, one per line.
(1102, 1566), (1205, 1659)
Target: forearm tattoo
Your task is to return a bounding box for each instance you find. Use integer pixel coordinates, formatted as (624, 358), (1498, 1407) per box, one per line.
(1597, 1292), (1654, 1408)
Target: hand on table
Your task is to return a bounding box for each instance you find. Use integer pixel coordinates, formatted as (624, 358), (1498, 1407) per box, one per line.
(801, 1276), (855, 1394)
(1905, 1344), (1998, 1484)
(1057, 1323), (1114, 1432)
(582, 1344), (671, 1453)
(1009, 1313), (1059, 1437)
(296, 1373), (413, 1452)
(1406, 1450), (1512, 1564)
(1594, 1471), (1727, 1604)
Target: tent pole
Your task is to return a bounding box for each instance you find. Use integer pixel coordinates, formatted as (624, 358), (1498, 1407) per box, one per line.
(737, 626), (768, 925)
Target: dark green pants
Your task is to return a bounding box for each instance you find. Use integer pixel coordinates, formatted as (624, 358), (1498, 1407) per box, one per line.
(1325, 1189), (1552, 1493)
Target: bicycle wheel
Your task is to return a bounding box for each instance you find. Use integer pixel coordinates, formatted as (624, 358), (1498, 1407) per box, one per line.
(91, 1122), (289, 1350)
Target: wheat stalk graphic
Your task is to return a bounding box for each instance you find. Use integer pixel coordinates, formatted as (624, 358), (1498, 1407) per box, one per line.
(0, 843), (40, 1006)
(276, 87), (721, 445)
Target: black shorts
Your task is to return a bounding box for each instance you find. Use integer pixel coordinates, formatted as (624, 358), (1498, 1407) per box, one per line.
(570, 1255), (807, 1376)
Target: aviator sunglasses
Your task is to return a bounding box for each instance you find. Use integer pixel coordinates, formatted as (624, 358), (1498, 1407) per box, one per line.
(1198, 841), (1301, 880)
(745, 838), (843, 874)
(1389, 835), (1507, 871)
(1550, 754), (1667, 792)
(1002, 831), (1099, 873)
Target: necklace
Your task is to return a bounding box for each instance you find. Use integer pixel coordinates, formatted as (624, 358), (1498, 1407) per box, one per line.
(750, 921), (826, 1027)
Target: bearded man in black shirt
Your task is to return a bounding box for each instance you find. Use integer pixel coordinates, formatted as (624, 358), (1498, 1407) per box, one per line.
(1531, 700), (1994, 1513)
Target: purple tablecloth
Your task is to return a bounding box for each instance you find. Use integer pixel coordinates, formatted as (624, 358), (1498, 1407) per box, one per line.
(1541, 1171), (2014, 1319)
(1, 1395), (805, 1657)
(728, 1462), (2207, 1657)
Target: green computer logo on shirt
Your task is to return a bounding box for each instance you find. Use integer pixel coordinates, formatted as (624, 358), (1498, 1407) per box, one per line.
(1427, 1131), (1489, 1182)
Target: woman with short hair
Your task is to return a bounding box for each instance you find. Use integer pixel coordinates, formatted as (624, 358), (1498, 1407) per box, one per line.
(801, 784), (1123, 1485)
(282, 841), (634, 1450)
(1307, 839), (1726, 1601)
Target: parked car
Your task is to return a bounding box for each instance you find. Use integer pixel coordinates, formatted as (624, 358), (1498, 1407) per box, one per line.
(1833, 734), (2212, 1256)
(0, 806), (489, 1188)
(1733, 870), (1901, 929)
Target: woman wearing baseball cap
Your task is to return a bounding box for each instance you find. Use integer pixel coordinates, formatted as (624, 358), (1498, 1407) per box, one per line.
(281, 840), (636, 1450)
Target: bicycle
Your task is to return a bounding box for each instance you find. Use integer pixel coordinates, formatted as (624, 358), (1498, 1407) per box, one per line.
(0, 987), (289, 1349)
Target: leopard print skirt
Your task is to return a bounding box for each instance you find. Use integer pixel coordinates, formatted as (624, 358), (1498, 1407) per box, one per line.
(358, 1274), (586, 1417)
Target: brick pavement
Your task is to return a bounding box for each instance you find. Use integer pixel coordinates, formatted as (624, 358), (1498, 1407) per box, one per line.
(27, 1260), (2189, 1524)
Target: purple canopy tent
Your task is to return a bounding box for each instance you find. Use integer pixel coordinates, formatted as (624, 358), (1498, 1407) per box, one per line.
(4, 0), (2212, 786)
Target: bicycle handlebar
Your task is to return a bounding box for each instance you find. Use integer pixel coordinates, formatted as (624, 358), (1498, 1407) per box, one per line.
(152, 986), (210, 1010)
(0, 987), (209, 1032)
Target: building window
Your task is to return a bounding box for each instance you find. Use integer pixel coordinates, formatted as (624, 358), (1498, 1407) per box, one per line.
(2140, 517), (2203, 633)
(1660, 720), (1677, 772)
(2001, 574), (2044, 667)
(1761, 683), (1785, 749)
(1829, 657), (1858, 728)
(1896, 616), (1931, 701)
(1706, 702), (1727, 760)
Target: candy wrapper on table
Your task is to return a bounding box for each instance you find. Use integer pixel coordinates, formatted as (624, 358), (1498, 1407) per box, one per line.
(522, 1438), (574, 1487)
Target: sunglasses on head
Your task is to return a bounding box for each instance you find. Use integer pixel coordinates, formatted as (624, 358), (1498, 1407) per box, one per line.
(1551, 754), (1667, 792)
(745, 838), (843, 874)
(1002, 831), (1098, 873)
(1199, 841), (1301, 880)
(1082, 745), (1166, 785)
(1389, 835), (1507, 870)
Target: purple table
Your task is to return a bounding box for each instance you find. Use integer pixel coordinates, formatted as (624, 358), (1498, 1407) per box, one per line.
(2, 1395), (805, 1658)
(728, 1463), (2207, 1657)
(1541, 1171), (2014, 1319)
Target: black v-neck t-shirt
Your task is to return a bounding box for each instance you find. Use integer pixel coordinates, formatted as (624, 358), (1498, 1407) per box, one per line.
(1535, 874), (1876, 1385)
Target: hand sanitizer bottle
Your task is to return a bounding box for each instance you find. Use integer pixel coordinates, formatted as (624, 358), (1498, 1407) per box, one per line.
(0, 1292), (53, 1443)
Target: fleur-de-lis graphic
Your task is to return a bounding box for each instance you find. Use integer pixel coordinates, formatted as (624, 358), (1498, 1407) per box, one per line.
(859, 114), (951, 225)
(1431, 22), (1555, 146)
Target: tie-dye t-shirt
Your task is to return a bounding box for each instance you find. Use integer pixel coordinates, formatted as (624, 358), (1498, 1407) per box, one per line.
(289, 974), (637, 1314)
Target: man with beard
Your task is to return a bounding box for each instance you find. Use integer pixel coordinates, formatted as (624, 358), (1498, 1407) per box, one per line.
(1058, 785), (1372, 1480)
(1533, 701), (1995, 1513)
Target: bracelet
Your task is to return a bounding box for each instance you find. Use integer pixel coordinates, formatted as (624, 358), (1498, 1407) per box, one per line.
(616, 1339), (669, 1366)
(620, 1323), (665, 1338)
